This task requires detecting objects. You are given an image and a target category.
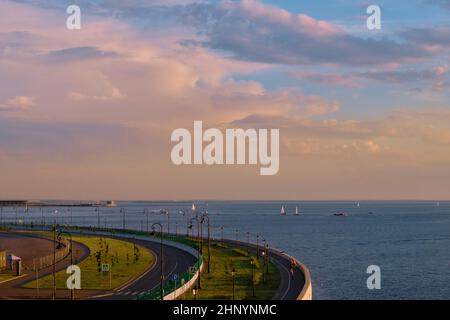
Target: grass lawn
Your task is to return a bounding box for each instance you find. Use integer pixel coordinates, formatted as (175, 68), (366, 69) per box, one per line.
(24, 235), (155, 290)
(181, 242), (280, 300)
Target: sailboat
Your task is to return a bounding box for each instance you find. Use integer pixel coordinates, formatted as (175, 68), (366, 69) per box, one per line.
(191, 203), (196, 211)
(437, 201), (440, 207)
(295, 205), (300, 215)
(357, 202), (360, 207)
(280, 205), (286, 216)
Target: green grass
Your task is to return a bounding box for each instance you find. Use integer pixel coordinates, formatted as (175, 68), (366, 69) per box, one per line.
(24, 235), (155, 290)
(181, 242), (280, 300)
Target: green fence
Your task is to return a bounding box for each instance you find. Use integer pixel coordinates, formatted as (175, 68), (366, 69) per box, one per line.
(137, 255), (203, 300)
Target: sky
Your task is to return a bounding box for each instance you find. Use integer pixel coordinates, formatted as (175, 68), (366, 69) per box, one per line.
(0, 0), (449, 200)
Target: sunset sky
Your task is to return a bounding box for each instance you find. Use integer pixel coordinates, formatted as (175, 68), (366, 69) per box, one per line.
(1, 0), (450, 200)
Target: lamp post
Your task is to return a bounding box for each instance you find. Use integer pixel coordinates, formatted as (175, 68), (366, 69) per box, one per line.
(261, 250), (266, 284)
(250, 258), (255, 297)
(201, 212), (211, 274)
(231, 268), (236, 300)
(144, 208), (149, 233)
(52, 223), (57, 300)
(256, 234), (259, 259)
(189, 216), (201, 289)
(246, 232), (250, 255)
(52, 210), (58, 300)
(121, 208), (125, 230)
(95, 208), (100, 230)
(265, 243), (269, 275)
(58, 229), (74, 300)
(151, 222), (164, 300)
(261, 238), (266, 284)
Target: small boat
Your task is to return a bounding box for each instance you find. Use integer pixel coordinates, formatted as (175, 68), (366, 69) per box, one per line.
(357, 202), (360, 207)
(191, 203), (196, 211)
(295, 205), (300, 215)
(280, 205), (286, 215)
(160, 209), (169, 215)
(436, 201), (440, 207)
(333, 212), (348, 217)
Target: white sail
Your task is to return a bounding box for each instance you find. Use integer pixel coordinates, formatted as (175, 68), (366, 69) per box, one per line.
(295, 206), (299, 215)
(357, 202), (360, 207)
(437, 201), (440, 207)
(280, 205), (286, 215)
(191, 203), (196, 211)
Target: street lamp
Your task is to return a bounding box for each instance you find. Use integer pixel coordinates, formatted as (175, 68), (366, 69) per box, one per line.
(121, 208), (125, 230)
(151, 222), (164, 300)
(52, 210), (58, 300)
(261, 250), (266, 284)
(95, 207), (100, 230)
(256, 234), (259, 259)
(189, 216), (201, 289)
(250, 258), (255, 297)
(231, 268), (236, 300)
(144, 208), (149, 233)
(246, 232), (250, 255)
(201, 212), (211, 274)
(52, 223), (57, 300)
(58, 229), (74, 300)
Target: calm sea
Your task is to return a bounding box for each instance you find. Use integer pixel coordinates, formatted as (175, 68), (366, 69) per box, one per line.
(3, 200), (449, 299)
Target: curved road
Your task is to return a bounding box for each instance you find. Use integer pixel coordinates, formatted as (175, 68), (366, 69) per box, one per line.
(1, 228), (305, 300)
(221, 238), (306, 300)
(0, 230), (196, 300)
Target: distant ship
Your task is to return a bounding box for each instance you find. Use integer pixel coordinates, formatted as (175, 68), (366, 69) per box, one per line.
(295, 205), (300, 215)
(333, 212), (348, 217)
(280, 205), (286, 215)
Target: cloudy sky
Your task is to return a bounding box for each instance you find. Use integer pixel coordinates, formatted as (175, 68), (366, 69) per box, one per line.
(1, 0), (449, 200)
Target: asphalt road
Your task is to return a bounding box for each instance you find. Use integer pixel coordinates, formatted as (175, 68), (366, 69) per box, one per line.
(1, 228), (304, 300)
(96, 234), (196, 300)
(221, 238), (306, 300)
(0, 230), (196, 300)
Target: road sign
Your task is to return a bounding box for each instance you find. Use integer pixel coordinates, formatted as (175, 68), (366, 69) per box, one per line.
(189, 266), (197, 275)
(102, 263), (110, 272)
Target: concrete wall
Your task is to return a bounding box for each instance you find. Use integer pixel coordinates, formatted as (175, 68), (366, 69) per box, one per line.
(269, 248), (313, 300)
(163, 260), (204, 300)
